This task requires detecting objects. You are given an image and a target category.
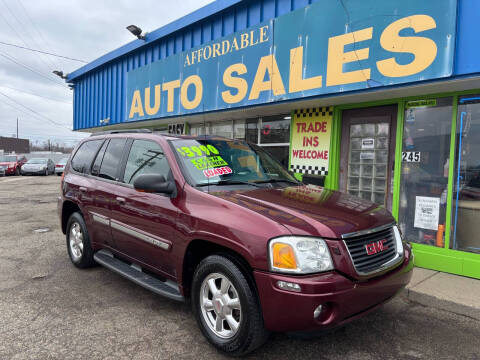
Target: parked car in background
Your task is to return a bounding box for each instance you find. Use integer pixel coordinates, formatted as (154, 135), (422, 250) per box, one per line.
(0, 154), (27, 176)
(58, 131), (413, 356)
(55, 157), (69, 176)
(0, 166), (5, 177)
(21, 158), (55, 176)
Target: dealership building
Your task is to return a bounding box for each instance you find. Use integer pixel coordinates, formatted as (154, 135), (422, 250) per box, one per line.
(66, 0), (480, 279)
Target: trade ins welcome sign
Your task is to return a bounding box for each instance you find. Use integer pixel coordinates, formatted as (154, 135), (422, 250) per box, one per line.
(127, 0), (456, 121)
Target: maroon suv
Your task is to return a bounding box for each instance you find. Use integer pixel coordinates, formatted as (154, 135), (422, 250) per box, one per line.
(58, 130), (413, 356)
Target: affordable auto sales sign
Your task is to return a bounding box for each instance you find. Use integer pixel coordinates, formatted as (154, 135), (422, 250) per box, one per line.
(126, 0), (456, 121)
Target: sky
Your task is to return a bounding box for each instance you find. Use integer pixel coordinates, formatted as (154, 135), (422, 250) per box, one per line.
(0, 0), (213, 146)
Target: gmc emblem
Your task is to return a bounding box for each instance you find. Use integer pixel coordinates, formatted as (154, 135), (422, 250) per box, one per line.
(365, 239), (389, 255)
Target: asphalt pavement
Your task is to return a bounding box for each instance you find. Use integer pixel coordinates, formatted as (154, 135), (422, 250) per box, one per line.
(0, 175), (479, 360)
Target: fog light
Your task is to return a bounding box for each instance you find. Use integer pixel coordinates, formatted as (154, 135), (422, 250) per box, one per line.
(276, 280), (301, 292)
(313, 304), (323, 319)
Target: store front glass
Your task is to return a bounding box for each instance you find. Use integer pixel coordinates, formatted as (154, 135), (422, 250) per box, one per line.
(398, 98), (452, 247)
(451, 96), (480, 254)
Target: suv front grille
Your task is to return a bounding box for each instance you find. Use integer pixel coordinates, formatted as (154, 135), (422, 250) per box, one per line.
(343, 226), (398, 275)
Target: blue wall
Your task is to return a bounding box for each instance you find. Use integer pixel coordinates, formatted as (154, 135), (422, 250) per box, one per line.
(454, 0), (480, 75)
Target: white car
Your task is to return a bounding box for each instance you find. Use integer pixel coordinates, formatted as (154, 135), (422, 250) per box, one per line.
(21, 158), (55, 176)
(55, 157), (69, 176)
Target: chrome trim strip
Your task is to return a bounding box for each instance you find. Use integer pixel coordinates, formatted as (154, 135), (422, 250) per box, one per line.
(91, 212), (110, 226)
(341, 222), (396, 239)
(110, 220), (170, 251)
(342, 225), (404, 276)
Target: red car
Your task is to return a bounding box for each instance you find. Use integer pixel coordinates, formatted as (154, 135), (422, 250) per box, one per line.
(0, 154), (27, 176)
(58, 130), (413, 356)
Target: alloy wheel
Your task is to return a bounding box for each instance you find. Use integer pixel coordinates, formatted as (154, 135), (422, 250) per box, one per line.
(200, 273), (242, 339)
(69, 222), (84, 261)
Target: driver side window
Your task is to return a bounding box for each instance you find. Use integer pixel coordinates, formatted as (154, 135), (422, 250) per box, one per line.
(123, 140), (171, 184)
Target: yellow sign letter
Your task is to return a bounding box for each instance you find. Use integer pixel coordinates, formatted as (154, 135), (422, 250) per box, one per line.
(180, 75), (203, 110)
(222, 63), (248, 104)
(128, 90), (144, 118)
(326, 27), (373, 86)
(144, 85), (161, 116)
(377, 15), (437, 78)
(289, 46), (322, 93)
(249, 54), (286, 100)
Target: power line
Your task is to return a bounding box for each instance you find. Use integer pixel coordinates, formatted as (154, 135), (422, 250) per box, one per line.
(0, 0), (59, 76)
(0, 40), (87, 63)
(0, 85), (72, 104)
(0, 51), (67, 88)
(0, 90), (71, 129)
(17, 0), (64, 69)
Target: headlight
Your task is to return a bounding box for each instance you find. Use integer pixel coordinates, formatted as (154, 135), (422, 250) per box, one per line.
(393, 225), (404, 257)
(269, 236), (333, 274)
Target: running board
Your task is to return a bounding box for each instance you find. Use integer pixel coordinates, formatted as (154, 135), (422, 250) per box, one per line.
(94, 249), (184, 302)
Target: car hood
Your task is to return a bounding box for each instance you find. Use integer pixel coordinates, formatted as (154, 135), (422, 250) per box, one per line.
(210, 185), (395, 238)
(23, 163), (44, 167)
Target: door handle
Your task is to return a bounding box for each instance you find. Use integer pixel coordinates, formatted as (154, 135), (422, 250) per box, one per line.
(79, 186), (87, 193)
(116, 196), (126, 205)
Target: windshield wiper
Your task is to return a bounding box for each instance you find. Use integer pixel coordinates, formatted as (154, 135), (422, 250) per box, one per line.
(253, 179), (300, 185)
(196, 180), (263, 188)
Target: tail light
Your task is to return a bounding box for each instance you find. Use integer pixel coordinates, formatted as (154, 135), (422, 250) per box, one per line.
(55, 165), (62, 168)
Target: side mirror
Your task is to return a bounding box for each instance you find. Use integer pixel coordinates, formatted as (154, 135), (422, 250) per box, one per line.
(133, 174), (175, 195)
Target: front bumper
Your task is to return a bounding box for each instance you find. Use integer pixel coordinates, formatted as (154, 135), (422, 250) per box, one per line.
(254, 246), (413, 332)
(21, 168), (46, 175)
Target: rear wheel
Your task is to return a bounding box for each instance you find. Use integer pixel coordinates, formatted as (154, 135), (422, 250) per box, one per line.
(192, 255), (269, 356)
(66, 212), (95, 268)
(44, 168), (48, 176)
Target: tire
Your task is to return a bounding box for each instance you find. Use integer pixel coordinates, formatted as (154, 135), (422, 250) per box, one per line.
(44, 168), (48, 176)
(57, 172), (62, 176)
(15, 167), (19, 176)
(66, 212), (95, 269)
(191, 255), (269, 356)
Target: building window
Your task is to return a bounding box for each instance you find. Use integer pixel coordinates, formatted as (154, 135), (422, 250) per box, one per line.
(451, 96), (480, 254)
(260, 115), (290, 144)
(398, 98), (453, 247)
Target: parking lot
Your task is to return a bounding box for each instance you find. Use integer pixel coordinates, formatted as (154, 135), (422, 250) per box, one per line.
(1, 175), (479, 360)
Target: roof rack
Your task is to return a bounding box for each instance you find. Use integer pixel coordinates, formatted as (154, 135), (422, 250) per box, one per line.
(90, 129), (153, 137)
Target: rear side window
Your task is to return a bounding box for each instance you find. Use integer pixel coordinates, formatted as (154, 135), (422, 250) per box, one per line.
(123, 140), (170, 184)
(98, 138), (127, 181)
(70, 140), (103, 173)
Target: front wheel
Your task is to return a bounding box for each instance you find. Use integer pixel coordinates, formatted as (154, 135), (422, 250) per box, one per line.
(192, 255), (269, 356)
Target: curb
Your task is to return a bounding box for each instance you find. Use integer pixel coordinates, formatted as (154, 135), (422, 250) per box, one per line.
(401, 288), (480, 321)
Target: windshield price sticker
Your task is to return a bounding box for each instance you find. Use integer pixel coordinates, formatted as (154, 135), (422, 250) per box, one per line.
(191, 156), (228, 170)
(176, 144), (219, 158)
(402, 151), (421, 162)
(203, 166), (232, 178)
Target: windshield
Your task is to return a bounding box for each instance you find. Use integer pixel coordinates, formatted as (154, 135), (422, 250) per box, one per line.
(0, 155), (16, 162)
(58, 158), (69, 165)
(27, 158), (47, 164)
(170, 137), (298, 187)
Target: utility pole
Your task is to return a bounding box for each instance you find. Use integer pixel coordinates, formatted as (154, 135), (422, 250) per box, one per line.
(16, 118), (18, 139)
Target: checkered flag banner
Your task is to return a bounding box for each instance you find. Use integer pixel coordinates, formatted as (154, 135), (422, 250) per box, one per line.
(294, 106), (333, 118)
(290, 164), (328, 176)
